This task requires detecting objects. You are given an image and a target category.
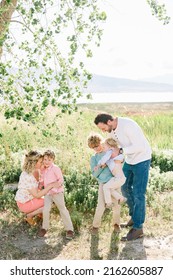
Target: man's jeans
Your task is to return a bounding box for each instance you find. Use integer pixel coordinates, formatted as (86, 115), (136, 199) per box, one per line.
(121, 159), (151, 229)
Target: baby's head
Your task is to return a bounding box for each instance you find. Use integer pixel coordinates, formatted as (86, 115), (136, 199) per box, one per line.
(103, 138), (119, 151)
(43, 150), (55, 168)
(23, 150), (43, 173)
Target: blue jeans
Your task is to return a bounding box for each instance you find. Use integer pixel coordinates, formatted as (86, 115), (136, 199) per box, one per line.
(121, 159), (151, 229)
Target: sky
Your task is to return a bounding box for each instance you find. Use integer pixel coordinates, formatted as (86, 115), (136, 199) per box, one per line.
(83, 0), (173, 81)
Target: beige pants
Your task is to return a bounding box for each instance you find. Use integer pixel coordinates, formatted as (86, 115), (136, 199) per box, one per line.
(103, 176), (126, 205)
(42, 192), (73, 231)
(93, 182), (121, 228)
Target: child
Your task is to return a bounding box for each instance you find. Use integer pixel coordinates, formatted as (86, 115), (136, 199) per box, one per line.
(88, 133), (121, 232)
(38, 150), (74, 239)
(15, 151), (56, 226)
(94, 138), (126, 207)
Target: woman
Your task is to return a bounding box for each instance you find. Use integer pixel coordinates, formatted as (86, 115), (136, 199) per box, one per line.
(15, 150), (57, 226)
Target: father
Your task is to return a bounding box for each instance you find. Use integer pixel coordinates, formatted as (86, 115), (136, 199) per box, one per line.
(94, 113), (152, 241)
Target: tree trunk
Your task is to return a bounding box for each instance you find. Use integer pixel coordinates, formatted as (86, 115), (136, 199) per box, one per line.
(0, 0), (18, 58)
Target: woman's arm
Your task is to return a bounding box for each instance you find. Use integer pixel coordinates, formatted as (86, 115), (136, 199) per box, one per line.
(28, 184), (53, 198)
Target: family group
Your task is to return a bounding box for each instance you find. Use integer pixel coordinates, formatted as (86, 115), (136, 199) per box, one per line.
(15, 113), (151, 241)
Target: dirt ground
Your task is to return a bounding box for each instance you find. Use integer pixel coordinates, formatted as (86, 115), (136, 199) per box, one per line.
(1, 210), (173, 260)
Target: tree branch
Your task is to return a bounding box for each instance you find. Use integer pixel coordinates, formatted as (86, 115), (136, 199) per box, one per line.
(0, 0), (18, 58)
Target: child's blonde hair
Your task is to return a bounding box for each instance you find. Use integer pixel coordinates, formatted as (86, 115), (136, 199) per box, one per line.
(43, 149), (55, 160)
(87, 133), (104, 148)
(105, 138), (119, 148)
(23, 150), (43, 174)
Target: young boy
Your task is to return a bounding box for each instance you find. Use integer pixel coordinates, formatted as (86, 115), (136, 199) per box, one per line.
(38, 150), (74, 239)
(94, 138), (126, 207)
(88, 133), (122, 233)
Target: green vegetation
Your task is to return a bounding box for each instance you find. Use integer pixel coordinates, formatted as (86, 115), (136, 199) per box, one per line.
(0, 102), (173, 259)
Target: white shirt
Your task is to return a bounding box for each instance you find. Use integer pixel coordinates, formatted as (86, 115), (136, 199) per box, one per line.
(15, 171), (38, 203)
(109, 117), (152, 164)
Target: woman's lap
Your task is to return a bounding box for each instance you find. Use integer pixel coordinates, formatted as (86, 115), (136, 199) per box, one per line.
(17, 198), (44, 214)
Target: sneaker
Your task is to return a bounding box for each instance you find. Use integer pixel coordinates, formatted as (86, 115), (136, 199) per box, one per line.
(121, 228), (143, 241)
(25, 217), (37, 226)
(66, 230), (74, 240)
(121, 218), (134, 228)
(38, 228), (47, 237)
(90, 227), (99, 234)
(114, 224), (121, 233)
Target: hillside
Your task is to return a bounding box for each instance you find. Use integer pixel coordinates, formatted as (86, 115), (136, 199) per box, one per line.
(86, 74), (173, 93)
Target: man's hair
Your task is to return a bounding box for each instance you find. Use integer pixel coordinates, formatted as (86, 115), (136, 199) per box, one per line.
(87, 133), (104, 149)
(94, 113), (113, 125)
(43, 150), (55, 160)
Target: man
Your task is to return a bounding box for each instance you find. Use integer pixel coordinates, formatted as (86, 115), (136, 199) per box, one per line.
(94, 113), (152, 241)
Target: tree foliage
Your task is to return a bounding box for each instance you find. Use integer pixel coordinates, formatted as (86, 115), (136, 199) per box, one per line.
(0, 0), (170, 121)
(147, 0), (170, 25)
(0, 0), (106, 120)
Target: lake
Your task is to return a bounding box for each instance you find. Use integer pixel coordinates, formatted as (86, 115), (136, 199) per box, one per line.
(78, 91), (173, 103)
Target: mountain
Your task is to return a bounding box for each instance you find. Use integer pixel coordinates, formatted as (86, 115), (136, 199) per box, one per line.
(86, 74), (173, 93)
(142, 74), (173, 86)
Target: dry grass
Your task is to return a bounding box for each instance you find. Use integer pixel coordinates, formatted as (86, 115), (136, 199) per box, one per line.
(1, 192), (172, 260)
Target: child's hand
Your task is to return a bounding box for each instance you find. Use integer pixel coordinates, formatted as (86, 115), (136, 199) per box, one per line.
(94, 165), (99, 171)
(38, 182), (44, 190)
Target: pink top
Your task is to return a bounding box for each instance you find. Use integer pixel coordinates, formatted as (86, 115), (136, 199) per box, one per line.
(41, 164), (64, 195)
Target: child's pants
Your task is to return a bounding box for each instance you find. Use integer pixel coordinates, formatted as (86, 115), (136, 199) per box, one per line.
(103, 176), (126, 205)
(93, 182), (121, 228)
(42, 192), (73, 231)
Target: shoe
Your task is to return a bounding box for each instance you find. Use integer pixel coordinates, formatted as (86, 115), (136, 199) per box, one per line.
(37, 213), (43, 219)
(114, 224), (121, 233)
(90, 227), (99, 234)
(121, 228), (143, 241)
(38, 228), (47, 237)
(121, 218), (134, 228)
(25, 217), (37, 226)
(66, 230), (74, 240)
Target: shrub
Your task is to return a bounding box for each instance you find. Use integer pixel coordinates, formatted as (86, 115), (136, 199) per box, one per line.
(64, 170), (98, 212)
(151, 150), (173, 172)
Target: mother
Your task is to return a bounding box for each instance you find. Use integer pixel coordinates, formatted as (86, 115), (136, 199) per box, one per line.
(15, 150), (56, 225)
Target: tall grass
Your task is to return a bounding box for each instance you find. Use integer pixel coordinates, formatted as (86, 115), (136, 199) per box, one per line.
(0, 105), (173, 167)
(0, 103), (173, 230)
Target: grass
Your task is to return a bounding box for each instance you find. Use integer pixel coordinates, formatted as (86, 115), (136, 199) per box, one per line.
(0, 102), (173, 259)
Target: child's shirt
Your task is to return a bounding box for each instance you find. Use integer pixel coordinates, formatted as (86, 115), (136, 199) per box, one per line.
(98, 149), (124, 167)
(41, 163), (64, 195)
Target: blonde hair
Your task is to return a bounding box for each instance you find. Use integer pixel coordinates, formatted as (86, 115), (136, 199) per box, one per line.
(104, 138), (119, 148)
(23, 150), (43, 174)
(43, 149), (55, 160)
(87, 133), (104, 148)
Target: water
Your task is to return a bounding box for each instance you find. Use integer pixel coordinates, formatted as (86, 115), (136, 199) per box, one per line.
(78, 92), (173, 103)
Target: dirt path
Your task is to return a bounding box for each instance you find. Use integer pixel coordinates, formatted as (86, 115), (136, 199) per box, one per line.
(1, 219), (172, 260)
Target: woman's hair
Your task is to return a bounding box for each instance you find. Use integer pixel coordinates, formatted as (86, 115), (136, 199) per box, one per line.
(23, 150), (43, 174)
(87, 133), (104, 148)
(105, 138), (119, 148)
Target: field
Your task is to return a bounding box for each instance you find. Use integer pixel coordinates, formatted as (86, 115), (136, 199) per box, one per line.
(0, 102), (173, 260)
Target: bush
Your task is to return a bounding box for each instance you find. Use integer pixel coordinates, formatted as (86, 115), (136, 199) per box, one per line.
(151, 150), (173, 172)
(64, 170), (98, 213)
